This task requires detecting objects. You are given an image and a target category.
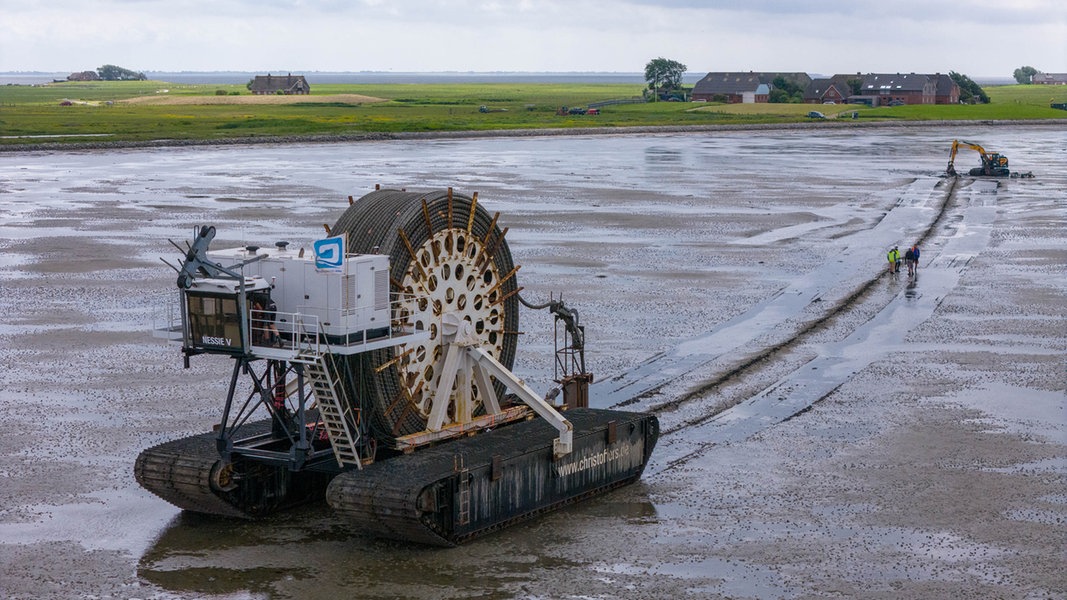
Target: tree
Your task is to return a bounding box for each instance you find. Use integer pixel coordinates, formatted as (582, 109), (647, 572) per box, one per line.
(1013, 66), (1038, 84)
(846, 78), (863, 96)
(96, 64), (146, 81)
(769, 76), (804, 103)
(949, 71), (989, 104)
(644, 58), (687, 100)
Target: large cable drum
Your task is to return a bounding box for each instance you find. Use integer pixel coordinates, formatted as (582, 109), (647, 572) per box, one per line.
(331, 189), (520, 439)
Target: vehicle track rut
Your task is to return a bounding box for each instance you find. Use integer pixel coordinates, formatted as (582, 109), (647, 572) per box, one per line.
(645, 177), (1006, 475)
(581, 174), (1017, 476)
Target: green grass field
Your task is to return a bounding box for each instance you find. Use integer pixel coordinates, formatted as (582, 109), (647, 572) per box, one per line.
(1, 80), (1064, 146)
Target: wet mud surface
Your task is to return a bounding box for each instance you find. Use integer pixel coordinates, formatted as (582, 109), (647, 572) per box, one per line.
(0, 126), (1064, 599)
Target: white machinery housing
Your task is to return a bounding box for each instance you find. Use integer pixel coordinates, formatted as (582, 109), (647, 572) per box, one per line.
(207, 244), (391, 343)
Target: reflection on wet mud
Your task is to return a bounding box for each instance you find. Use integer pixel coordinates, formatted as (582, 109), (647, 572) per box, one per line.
(139, 494), (661, 598)
(905, 273), (920, 299)
(568, 499), (659, 521)
(644, 146), (683, 164)
(137, 507), (357, 595)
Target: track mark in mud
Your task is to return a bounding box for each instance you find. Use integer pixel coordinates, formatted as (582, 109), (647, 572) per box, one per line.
(648, 177), (1003, 475)
(595, 177), (958, 416)
(658, 177), (963, 430)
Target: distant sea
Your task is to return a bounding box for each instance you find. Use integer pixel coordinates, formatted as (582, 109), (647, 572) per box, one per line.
(0, 71), (1014, 86)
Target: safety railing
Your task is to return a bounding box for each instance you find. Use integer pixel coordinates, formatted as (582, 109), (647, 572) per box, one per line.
(248, 292), (428, 356)
(154, 287), (430, 357)
(249, 310), (322, 355)
(151, 290), (185, 342)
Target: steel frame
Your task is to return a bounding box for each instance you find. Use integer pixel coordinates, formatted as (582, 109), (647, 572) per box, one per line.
(214, 356), (343, 472)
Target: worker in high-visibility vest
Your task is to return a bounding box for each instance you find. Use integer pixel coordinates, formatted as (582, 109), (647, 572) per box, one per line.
(887, 246), (900, 274)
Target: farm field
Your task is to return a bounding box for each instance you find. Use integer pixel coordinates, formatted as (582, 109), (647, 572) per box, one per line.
(0, 80), (1064, 146)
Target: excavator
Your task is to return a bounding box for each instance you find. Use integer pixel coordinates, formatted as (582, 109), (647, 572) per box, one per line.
(946, 139), (1010, 177)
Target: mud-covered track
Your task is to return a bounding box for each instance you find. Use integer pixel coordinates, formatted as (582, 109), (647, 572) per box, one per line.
(326, 408), (659, 546)
(135, 421), (334, 518)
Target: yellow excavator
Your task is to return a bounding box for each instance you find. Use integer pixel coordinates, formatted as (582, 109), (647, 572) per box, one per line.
(946, 139), (1010, 177)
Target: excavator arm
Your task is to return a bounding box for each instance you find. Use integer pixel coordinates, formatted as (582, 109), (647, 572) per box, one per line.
(947, 140), (985, 176)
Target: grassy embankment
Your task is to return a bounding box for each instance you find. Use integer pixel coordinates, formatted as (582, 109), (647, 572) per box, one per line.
(0, 80), (1064, 146)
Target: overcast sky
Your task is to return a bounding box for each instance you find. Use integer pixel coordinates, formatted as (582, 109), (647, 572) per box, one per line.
(2, 0), (1065, 77)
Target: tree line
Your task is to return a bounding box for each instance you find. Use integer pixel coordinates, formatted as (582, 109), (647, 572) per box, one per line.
(67, 64), (147, 82)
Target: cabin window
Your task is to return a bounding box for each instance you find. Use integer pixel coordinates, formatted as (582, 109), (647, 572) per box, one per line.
(186, 293), (243, 351)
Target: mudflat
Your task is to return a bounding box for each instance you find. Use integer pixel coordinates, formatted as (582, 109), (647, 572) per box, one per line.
(0, 126), (1063, 599)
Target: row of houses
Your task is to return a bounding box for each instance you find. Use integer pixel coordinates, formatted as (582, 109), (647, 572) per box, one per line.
(691, 72), (961, 106)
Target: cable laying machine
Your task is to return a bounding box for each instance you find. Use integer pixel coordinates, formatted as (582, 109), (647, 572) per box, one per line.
(137, 187), (659, 546)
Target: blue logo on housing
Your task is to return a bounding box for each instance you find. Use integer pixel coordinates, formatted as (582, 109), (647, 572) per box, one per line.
(314, 236), (344, 270)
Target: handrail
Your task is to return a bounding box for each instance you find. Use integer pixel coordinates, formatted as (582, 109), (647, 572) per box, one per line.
(248, 291), (426, 355)
(157, 287), (429, 355)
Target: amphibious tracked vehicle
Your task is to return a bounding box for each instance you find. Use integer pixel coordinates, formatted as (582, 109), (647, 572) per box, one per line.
(136, 187), (659, 545)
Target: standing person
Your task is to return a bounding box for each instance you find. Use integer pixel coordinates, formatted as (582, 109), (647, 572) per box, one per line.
(250, 293), (280, 346)
(887, 246), (900, 274)
(911, 244), (920, 272)
(904, 246), (916, 277)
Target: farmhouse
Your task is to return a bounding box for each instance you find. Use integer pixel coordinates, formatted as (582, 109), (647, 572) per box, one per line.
(855, 73), (958, 105)
(692, 72), (812, 103)
(809, 73), (959, 106)
(933, 73), (960, 104)
(67, 71), (100, 82)
(804, 78), (852, 104)
(857, 73), (936, 105)
(1032, 72), (1067, 85)
(249, 73), (310, 95)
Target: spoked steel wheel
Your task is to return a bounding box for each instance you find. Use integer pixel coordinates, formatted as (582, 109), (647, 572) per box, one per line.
(331, 189), (519, 439)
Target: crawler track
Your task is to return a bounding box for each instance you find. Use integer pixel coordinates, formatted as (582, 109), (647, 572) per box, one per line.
(134, 421), (334, 519)
(327, 408), (659, 546)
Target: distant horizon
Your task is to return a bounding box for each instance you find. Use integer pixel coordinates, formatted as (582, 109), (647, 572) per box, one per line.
(4, 2), (1062, 81)
(1, 69), (1017, 86)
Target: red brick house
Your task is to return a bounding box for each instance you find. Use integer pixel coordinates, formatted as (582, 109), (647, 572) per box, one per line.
(828, 73), (959, 106)
(858, 73), (935, 105)
(933, 73), (960, 104)
(804, 78), (851, 104)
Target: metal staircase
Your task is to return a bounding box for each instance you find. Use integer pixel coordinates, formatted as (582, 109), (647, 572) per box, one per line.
(299, 350), (363, 469)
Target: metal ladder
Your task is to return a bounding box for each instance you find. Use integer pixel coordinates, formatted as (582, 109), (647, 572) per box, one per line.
(300, 351), (363, 469)
(457, 456), (471, 526)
